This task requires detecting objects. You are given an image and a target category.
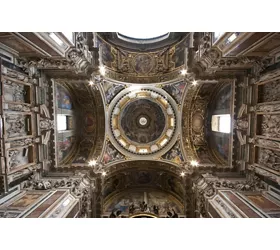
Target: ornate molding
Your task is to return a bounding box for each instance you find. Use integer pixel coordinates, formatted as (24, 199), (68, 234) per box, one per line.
(214, 196), (237, 218)
(17, 58), (76, 71)
(193, 173), (266, 217)
(22, 174), (92, 217)
(193, 33), (262, 76)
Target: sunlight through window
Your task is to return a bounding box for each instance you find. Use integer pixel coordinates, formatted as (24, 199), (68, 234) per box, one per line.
(49, 32), (64, 46)
(212, 114), (231, 133)
(57, 114), (67, 131)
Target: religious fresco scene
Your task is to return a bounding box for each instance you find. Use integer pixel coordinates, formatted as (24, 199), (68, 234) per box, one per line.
(0, 32), (280, 218)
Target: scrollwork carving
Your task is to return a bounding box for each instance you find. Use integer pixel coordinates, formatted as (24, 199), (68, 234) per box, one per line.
(18, 58), (76, 71)
(261, 80), (280, 102)
(8, 149), (20, 169)
(10, 137), (39, 148)
(261, 114), (280, 138)
(258, 148), (280, 172)
(6, 103), (31, 112)
(257, 103), (280, 113)
(6, 114), (25, 136)
(256, 138), (280, 149)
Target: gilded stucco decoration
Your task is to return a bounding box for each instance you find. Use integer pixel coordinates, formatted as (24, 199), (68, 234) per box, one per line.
(98, 35), (187, 83)
(161, 141), (184, 165)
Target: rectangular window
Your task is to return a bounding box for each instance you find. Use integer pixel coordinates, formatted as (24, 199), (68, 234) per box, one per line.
(57, 114), (67, 131)
(225, 32), (240, 45)
(211, 114), (231, 133)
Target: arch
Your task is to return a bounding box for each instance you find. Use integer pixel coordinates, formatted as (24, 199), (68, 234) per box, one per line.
(103, 188), (184, 218)
(101, 160), (187, 218)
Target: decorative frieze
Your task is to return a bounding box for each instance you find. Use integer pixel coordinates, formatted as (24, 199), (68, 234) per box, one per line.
(4, 103), (31, 112)
(17, 58), (76, 71)
(256, 138), (280, 149)
(256, 102), (280, 113)
(258, 148), (280, 172)
(9, 137), (39, 148)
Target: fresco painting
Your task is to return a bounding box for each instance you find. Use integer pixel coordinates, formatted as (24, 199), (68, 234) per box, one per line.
(105, 191), (183, 215)
(56, 85), (73, 110)
(162, 142), (184, 164)
(213, 84), (231, 112)
(102, 142), (124, 164)
(84, 113), (95, 133)
(213, 135), (229, 161)
(163, 81), (186, 103)
(103, 82), (125, 104)
(58, 136), (75, 162)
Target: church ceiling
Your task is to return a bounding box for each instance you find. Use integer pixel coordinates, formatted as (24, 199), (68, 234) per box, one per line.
(2, 32), (280, 218)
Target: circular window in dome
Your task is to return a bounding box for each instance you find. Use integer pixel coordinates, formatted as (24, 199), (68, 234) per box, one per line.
(117, 32), (170, 43)
(118, 32), (169, 40)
